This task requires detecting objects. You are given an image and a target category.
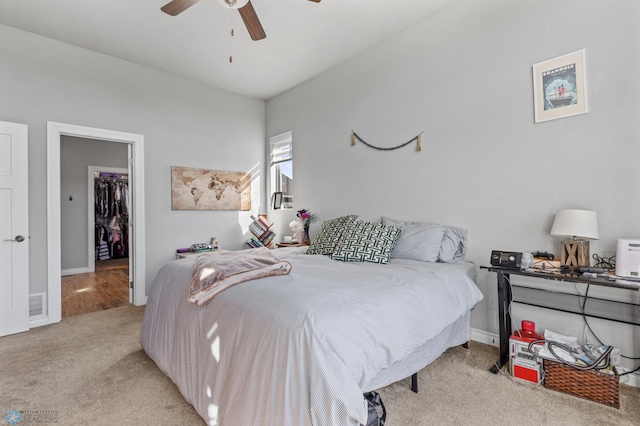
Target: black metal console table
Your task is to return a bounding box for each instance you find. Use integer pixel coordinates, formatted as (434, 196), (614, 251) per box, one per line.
(481, 266), (640, 374)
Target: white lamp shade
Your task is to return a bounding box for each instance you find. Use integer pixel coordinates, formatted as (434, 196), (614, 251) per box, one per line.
(550, 209), (599, 240)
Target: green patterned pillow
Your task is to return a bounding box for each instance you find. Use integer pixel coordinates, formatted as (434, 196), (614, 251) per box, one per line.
(330, 221), (401, 264)
(307, 215), (358, 255)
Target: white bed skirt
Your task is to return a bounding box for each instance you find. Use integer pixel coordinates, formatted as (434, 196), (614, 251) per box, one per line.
(364, 311), (471, 392)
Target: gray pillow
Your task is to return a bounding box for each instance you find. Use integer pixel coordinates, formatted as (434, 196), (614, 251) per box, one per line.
(330, 220), (401, 264)
(382, 216), (467, 262)
(439, 226), (468, 263)
(381, 219), (445, 262)
(307, 215), (358, 255)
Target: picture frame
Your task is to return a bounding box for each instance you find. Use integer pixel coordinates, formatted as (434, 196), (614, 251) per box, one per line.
(170, 166), (251, 211)
(532, 49), (587, 123)
(272, 192), (283, 210)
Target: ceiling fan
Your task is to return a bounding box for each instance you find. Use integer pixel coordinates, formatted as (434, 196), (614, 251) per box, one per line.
(161, 0), (321, 41)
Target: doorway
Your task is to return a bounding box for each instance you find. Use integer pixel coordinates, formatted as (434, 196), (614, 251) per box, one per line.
(60, 140), (129, 277)
(47, 122), (146, 325)
(60, 137), (130, 318)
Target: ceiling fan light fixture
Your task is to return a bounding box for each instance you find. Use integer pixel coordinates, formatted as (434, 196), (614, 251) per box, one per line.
(217, 0), (249, 9)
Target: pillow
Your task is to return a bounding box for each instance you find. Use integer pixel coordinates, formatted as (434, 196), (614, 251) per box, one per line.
(386, 221), (445, 262)
(439, 226), (468, 263)
(307, 215), (358, 255)
(330, 221), (401, 264)
(382, 216), (467, 263)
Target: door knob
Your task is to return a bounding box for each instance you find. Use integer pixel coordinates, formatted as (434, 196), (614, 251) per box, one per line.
(4, 235), (25, 242)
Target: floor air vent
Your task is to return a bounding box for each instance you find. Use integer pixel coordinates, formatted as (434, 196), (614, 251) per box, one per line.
(29, 293), (46, 317)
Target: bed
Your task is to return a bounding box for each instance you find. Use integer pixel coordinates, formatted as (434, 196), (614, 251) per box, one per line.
(141, 230), (483, 426)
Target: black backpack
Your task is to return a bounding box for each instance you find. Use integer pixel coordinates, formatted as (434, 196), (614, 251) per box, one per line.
(363, 391), (386, 426)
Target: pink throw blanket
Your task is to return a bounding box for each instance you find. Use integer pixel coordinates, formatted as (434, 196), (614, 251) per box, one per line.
(189, 247), (292, 306)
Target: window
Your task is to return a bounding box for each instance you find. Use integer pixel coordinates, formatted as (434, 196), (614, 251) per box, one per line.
(269, 132), (293, 209)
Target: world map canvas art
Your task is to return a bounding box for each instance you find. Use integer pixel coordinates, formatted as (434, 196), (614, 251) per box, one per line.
(171, 166), (251, 211)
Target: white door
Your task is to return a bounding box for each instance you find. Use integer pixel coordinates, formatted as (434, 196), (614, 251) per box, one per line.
(0, 121), (29, 337)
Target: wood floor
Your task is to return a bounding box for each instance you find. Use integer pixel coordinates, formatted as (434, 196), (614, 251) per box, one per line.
(61, 258), (130, 318)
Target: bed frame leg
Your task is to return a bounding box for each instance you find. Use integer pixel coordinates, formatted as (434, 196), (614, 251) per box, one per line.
(409, 342), (468, 394)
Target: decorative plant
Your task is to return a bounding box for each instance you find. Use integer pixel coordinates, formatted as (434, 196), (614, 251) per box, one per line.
(296, 209), (316, 228)
(296, 209), (316, 244)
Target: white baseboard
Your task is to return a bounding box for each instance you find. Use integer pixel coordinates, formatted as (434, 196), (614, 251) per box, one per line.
(29, 315), (49, 328)
(470, 328), (639, 388)
(134, 296), (148, 307)
(61, 267), (91, 276)
(471, 328), (499, 347)
(620, 368), (640, 388)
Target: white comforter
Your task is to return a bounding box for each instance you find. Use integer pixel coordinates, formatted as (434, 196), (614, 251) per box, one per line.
(140, 247), (483, 426)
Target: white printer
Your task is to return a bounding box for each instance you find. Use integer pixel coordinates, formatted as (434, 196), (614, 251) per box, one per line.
(615, 238), (640, 278)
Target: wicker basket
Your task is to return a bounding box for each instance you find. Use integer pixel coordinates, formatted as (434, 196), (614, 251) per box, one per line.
(543, 360), (620, 408)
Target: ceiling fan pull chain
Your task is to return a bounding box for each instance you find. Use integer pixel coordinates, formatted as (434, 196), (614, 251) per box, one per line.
(229, 28), (233, 63)
(229, 9), (234, 63)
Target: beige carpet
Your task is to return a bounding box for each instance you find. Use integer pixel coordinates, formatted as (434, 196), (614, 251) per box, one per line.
(1, 305), (638, 425)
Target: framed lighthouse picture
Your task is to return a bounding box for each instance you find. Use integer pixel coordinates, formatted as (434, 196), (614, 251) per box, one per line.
(532, 49), (587, 123)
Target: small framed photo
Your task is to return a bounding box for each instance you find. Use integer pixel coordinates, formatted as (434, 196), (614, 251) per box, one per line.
(272, 192), (283, 210)
(532, 49), (587, 123)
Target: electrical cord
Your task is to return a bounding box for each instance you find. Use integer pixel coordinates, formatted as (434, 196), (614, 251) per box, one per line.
(591, 251), (640, 319)
(579, 284), (640, 359)
(580, 285), (604, 346)
(527, 339), (613, 371)
(576, 283), (640, 376)
(504, 274), (524, 339)
(592, 253), (616, 270)
(623, 364), (640, 375)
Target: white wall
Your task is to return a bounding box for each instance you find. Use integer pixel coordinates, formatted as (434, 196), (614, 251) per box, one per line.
(0, 24), (266, 301)
(266, 0), (640, 373)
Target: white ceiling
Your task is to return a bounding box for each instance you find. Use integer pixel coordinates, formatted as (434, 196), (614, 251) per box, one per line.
(0, 0), (462, 100)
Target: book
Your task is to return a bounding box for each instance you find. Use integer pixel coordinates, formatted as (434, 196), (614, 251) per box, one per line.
(257, 215), (272, 230)
(247, 215), (276, 248)
(249, 221), (266, 236)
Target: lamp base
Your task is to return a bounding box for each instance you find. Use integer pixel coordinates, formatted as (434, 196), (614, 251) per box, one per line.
(560, 240), (590, 268)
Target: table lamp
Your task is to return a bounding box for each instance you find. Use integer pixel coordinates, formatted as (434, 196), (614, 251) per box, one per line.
(550, 209), (599, 268)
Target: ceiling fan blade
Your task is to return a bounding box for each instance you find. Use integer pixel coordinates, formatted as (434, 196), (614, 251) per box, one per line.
(308, 0), (321, 2)
(161, 0), (201, 16)
(239, 0), (266, 41)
